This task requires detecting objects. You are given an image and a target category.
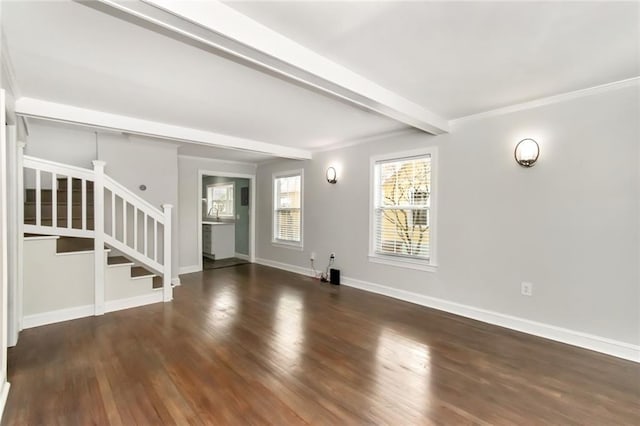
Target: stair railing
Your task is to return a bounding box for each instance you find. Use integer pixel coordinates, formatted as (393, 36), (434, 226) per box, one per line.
(22, 156), (172, 310)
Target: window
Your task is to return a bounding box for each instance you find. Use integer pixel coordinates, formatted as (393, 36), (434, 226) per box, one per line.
(370, 148), (437, 271)
(273, 170), (303, 248)
(207, 182), (234, 218)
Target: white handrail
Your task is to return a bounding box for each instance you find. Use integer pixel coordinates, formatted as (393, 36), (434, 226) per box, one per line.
(23, 156), (94, 180)
(103, 175), (164, 222)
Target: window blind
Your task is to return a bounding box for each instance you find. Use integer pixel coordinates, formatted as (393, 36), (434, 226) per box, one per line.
(274, 174), (301, 243)
(373, 155), (431, 260)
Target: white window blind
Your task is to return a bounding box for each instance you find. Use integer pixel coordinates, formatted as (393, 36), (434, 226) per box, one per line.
(207, 182), (234, 218)
(373, 154), (431, 261)
(273, 173), (302, 244)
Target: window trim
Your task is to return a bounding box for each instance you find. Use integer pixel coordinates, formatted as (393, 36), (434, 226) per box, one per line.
(368, 147), (438, 272)
(272, 169), (304, 250)
(206, 181), (235, 219)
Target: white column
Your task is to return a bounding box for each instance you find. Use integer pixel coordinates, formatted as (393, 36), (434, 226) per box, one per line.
(92, 160), (106, 315)
(6, 125), (18, 347)
(16, 142), (25, 333)
(162, 204), (173, 302)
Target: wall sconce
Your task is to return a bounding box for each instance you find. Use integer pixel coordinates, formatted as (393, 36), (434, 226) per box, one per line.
(326, 166), (337, 184)
(514, 138), (540, 167)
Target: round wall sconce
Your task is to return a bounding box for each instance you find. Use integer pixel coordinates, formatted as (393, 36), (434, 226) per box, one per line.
(514, 138), (540, 167)
(326, 166), (337, 184)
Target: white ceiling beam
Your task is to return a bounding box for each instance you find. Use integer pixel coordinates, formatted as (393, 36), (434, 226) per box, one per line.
(93, 0), (449, 135)
(15, 97), (312, 160)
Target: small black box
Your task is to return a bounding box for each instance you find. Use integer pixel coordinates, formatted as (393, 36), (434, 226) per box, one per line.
(329, 268), (340, 285)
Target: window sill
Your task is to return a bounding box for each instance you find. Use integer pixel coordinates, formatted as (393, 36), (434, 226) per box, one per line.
(272, 241), (304, 251)
(368, 254), (438, 272)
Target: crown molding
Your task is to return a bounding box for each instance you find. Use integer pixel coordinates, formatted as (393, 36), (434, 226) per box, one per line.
(450, 76), (640, 127)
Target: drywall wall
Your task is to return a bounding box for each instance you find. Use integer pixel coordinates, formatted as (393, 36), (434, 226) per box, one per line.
(202, 175), (250, 256)
(24, 122), (180, 278)
(178, 156), (256, 272)
(256, 84), (640, 348)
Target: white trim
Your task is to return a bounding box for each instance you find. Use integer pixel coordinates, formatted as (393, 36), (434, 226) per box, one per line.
(55, 248), (110, 257)
(205, 181), (236, 219)
(368, 255), (437, 272)
(234, 252), (250, 261)
(450, 76), (640, 126)
(23, 304), (95, 329)
(98, 0), (449, 134)
(23, 235), (59, 241)
(179, 264), (200, 275)
(178, 154), (258, 169)
(369, 147), (438, 269)
(171, 277), (181, 286)
(272, 169), (304, 249)
(16, 98), (312, 160)
(107, 261), (134, 268)
(105, 291), (163, 313)
(131, 274), (154, 281)
(256, 259), (640, 363)
(0, 381), (11, 423)
(197, 169), (257, 272)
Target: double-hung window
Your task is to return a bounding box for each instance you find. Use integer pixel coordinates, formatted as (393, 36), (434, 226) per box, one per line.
(370, 148), (437, 271)
(207, 182), (234, 219)
(273, 170), (303, 248)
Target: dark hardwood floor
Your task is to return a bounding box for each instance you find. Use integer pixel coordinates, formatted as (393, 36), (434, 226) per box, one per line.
(4, 264), (639, 425)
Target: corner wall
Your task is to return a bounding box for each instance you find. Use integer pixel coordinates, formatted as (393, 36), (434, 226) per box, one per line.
(255, 85), (640, 356)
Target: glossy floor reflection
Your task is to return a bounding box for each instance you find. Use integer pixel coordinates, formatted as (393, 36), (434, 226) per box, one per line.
(4, 264), (639, 425)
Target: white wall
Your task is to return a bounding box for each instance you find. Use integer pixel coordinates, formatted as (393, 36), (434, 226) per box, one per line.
(24, 122), (180, 278)
(256, 85), (640, 348)
(178, 155), (256, 272)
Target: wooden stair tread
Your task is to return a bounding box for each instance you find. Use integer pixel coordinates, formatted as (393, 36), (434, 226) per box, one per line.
(152, 276), (163, 289)
(107, 256), (132, 266)
(56, 237), (97, 253)
(131, 266), (154, 278)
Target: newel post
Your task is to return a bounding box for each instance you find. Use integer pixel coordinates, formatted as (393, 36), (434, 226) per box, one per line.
(162, 204), (173, 302)
(93, 160), (106, 315)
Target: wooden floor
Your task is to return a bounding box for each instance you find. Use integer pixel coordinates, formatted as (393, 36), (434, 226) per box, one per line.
(4, 264), (639, 425)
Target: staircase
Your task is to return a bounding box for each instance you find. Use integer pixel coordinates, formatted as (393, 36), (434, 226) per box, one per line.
(21, 156), (172, 326)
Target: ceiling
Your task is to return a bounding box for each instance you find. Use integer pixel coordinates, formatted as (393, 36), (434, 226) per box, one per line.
(3, 1), (638, 161)
(226, 1), (640, 119)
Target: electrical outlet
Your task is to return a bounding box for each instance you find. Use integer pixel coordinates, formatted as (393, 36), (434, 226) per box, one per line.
(310, 252), (316, 261)
(521, 282), (533, 296)
(330, 252), (336, 259)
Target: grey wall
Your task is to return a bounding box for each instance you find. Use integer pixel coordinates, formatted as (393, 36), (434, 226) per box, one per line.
(178, 156), (256, 271)
(256, 85), (640, 345)
(25, 123), (180, 279)
(202, 175), (250, 256)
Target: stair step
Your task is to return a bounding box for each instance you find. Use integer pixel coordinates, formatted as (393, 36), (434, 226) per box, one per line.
(107, 256), (133, 266)
(152, 276), (163, 289)
(26, 189), (94, 203)
(24, 217), (95, 230)
(56, 237), (98, 254)
(56, 177), (94, 191)
(131, 266), (155, 280)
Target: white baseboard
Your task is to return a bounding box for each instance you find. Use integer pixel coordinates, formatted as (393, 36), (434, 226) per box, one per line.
(171, 277), (181, 286)
(105, 291), (163, 313)
(257, 258), (640, 363)
(23, 304), (94, 329)
(234, 252), (250, 261)
(179, 264), (200, 275)
(0, 381), (10, 424)
(255, 257), (312, 277)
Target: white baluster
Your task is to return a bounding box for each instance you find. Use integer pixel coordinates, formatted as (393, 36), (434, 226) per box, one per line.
(144, 214), (148, 257)
(134, 208), (138, 251)
(122, 199), (127, 245)
(153, 219), (158, 262)
(67, 176), (72, 229)
(52, 173), (57, 229)
(162, 204), (173, 302)
(111, 191), (116, 238)
(82, 179), (87, 230)
(34, 169), (41, 226)
(93, 160), (106, 315)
